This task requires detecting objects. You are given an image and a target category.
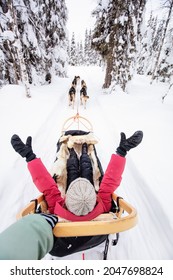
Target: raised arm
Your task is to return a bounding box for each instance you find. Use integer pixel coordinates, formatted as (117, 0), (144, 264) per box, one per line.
(98, 131), (143, 212)
(27, 158), (65, 212)
(11, 135), (64, 213)
(98, 154), (126, 212)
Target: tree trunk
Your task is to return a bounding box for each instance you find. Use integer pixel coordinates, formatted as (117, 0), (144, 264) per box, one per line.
(8, 0), (31, 97)
(103, 53), (114, 88)
(5, 40), (19, 84)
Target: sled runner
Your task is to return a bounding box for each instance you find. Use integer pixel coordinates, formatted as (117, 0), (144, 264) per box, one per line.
(17, 114), (138, 258)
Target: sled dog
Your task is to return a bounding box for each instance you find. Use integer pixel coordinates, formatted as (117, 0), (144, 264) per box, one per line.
(68, 85), (76, 109)
(72, 76), (80, 87)
(80, 80), (89, 109)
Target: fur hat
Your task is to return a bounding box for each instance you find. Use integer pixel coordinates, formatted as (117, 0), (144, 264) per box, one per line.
(65, 178), (96, 216)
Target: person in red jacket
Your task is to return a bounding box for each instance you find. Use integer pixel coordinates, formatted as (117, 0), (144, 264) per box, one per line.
(11, 131), (143, 221)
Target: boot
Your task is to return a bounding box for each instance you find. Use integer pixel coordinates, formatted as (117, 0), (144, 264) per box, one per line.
(68, 147), (77, 157)
(82, 143), (88, 154)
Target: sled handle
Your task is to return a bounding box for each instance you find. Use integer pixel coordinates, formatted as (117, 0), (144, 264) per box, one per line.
(61, 113), (93, 133)
(17, 193), (138, 237)
(53, 193), (138, 237)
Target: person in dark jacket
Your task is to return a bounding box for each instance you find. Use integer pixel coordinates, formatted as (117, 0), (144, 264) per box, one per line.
(11, 131), (143, 221)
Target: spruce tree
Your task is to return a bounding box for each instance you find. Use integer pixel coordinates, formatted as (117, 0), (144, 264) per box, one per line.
(151, 0), (173, 82)
(92, 0), (146, 91)
(0, 0), (68, 91)
(69, 32), (77, 66)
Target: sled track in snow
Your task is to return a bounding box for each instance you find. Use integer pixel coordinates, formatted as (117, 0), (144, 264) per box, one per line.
(97, 96), (173, 259)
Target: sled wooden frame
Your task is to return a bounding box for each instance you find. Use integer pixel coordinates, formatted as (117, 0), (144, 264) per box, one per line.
(17, 193), (138, 237)
(61, 113), (93, 133)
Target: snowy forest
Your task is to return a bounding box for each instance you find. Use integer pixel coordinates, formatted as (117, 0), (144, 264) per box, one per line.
(1, 0), (173, 263)
(0, 0), (173, 96)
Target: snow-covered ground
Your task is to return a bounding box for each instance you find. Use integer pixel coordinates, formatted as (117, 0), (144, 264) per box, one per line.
(0, 66), (173, 260)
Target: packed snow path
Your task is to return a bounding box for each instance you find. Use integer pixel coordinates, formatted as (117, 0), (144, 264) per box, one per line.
(0, 66), (173, 260)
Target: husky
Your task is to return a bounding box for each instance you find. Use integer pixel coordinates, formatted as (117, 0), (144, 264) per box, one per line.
(80, 81), (89, 109)
(68, 85), (76, 109)
(72, 76), (80, 87)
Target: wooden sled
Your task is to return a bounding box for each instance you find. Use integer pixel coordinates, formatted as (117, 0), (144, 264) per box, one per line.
(17, 193), (138, 237)
(17, 114), (138, 239)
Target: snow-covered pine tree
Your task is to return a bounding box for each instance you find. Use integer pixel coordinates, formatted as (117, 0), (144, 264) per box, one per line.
(0, 5), (19, 87)
(84, 29), (90, 65)
(156, 29), (173, 83)
(6, 0), (31, 97)
(91, 0), (109, 61)
(137, 0), (173, 85)
(68, 29), (100, 67)
(69, 32), (77, 66)
(136, 13), (159, 75)
(16, 0), (68, 83)
(77, 41), (84, 65)
(87, 29), (100, 65)
(151, 0), (173, 82)
(13, 0), (44, 86)
(76, 42), (80, 65)
(0, 0), (68, 90)
(149, 19), (165, 76)
(92, 0), (146, 92)
(111, 0), (147, 91)
(91, 0), (112, 87)
(46, 0), (68, 78)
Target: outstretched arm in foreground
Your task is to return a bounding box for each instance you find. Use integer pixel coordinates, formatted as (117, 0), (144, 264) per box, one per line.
(0, 214), (58, 260)
(98, 131), (143, 212)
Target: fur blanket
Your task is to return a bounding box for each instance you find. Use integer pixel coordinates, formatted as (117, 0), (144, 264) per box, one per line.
(50, 133), (101, 197)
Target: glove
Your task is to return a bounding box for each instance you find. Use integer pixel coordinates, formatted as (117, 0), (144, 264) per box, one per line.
(39, 213), (58, 229)
(11, 134), (36, 162)
(116, 131), (143, 157)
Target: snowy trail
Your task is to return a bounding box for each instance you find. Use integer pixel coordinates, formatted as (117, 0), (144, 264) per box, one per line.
(109, 161), (173, 259)
(96, 93), (173, 259)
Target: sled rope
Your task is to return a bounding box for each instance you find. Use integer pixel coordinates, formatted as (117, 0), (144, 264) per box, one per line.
(76, 83), (80, 115)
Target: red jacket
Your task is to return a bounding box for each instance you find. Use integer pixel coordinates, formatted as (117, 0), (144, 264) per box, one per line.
(28, 154), (126, 221)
